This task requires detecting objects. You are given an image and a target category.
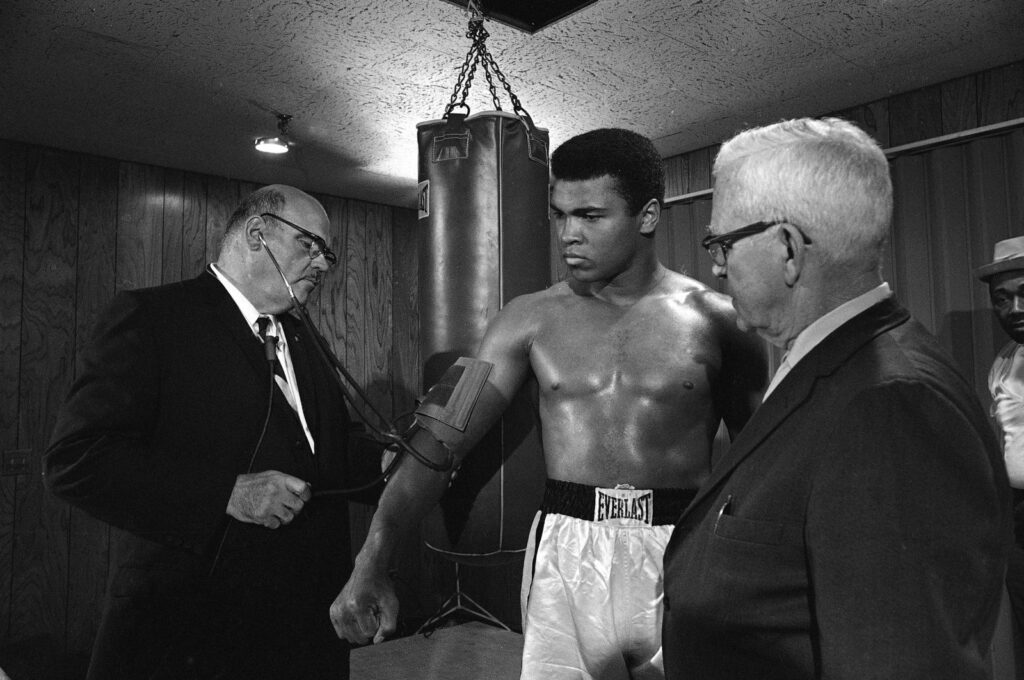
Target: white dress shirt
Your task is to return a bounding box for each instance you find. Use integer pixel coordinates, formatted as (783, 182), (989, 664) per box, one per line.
(763, 283), (893, 400)
(989, 340), (1024, 486)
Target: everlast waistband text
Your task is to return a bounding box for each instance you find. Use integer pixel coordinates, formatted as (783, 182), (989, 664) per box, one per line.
(594, 488), (653, 525)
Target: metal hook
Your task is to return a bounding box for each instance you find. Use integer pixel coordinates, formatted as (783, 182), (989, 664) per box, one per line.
(466, 0), (484, 20)
(276, 114), (292, 135)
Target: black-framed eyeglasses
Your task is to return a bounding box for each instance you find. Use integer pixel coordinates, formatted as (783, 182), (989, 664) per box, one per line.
(260, 212), (337, 267)
(701, 220), (811, 267)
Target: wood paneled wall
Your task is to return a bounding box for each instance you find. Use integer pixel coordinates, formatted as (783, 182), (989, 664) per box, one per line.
(0, 144), (421, 670)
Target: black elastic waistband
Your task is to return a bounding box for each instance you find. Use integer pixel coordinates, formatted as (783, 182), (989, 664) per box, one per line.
(541, 478), (695, 525)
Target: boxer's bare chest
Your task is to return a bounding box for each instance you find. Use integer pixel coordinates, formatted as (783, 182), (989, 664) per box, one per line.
(529, 292), (720, 403)
(521, 288), (722, 485)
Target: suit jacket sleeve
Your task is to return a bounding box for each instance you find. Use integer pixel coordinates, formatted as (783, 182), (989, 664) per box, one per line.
(807, 379), (1008, 678)
(43, 290), (239, 553)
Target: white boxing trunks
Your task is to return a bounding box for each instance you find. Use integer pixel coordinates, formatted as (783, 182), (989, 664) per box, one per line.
(520, 479), (695, 680)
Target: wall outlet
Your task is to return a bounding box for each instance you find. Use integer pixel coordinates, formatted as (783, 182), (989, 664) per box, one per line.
(2, 449), (32, 476)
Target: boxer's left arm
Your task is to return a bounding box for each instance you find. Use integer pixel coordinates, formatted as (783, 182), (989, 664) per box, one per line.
(331, 296), (535, 644)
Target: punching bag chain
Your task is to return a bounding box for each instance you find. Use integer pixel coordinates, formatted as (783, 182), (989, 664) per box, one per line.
(444, 4), (530, 125)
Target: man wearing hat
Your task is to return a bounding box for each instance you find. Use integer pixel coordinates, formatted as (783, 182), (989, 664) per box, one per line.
(979, 234), (1024, 677)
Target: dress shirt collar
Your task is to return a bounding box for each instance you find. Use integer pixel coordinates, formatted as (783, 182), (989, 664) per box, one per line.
(209, 263), (266, 338)
(784, 282), (892, 373)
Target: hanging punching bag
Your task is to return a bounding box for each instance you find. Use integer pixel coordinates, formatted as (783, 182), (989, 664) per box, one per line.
(416, 104), (550, 557)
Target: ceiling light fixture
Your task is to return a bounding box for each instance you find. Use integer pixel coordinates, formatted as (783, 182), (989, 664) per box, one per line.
(254, 114), (293, 154)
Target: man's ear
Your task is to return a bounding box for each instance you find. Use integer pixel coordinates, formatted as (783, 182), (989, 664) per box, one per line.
(244, 215), (265, 251)
(779, 224), (806, 287)
(638, 198), (661, 236)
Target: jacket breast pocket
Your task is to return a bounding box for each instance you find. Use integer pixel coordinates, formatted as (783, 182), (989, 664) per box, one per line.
(715, 512), (802, 547)
(703, 511), (810, 634)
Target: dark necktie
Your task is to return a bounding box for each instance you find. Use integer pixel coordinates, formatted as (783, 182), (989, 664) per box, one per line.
(256, 316), (286, 379)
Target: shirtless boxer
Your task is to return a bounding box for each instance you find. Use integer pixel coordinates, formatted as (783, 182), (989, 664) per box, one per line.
(332, 128), (767, 679)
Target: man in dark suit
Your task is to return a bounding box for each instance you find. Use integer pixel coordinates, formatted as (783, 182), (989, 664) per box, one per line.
(662, 117), (1012, 679)
(44, 184), (375, 679)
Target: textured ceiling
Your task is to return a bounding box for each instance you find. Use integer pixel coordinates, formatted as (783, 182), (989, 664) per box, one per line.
(2, 0), (1022, 208)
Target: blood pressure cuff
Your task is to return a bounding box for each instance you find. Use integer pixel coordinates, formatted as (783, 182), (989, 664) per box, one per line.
(414, 357), (493, 445)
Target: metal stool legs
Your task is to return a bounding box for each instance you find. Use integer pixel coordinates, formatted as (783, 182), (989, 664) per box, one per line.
(416, 563), (510, 635)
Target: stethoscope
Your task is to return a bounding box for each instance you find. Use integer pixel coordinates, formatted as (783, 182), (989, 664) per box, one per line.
(255, 233), (455, 488)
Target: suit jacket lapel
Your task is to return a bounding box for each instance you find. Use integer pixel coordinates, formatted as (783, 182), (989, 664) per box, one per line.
(193, 271), (268, 377)
(194, 271), (298, 423)
(684, 297), (911, 514)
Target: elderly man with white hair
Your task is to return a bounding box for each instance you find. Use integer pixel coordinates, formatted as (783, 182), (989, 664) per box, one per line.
(661, 117), (1012, 679)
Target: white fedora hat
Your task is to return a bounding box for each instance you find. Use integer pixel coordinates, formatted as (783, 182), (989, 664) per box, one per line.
(977, 236), (1024, 282)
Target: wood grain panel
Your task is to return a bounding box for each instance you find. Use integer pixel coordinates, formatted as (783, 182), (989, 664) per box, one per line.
(668, 203), (698, 280)
(664, 154), (688, 198)
(0, 139), (27, 640)
(350, 202), (392, 573)
(344, 201), (369, 414)
(309, 193), (375, 562)
(313, 194), (349, 367)
(926, 145), (976, 375)
(315, 193), (383, 567)
(66, 154), (118, 652)
(655, 204), (681, 275)
(1010, 130), (1024, 243)
(237, 181), (260, 199)
(940, 74), (979, 135)
(181, 172), (208, 278)
(161, 169), (184, 284)
(391, 208), (421, 414)
(889, 154), (936, 330)
(967, 136), (1009, 397)
(978, 62), (1024, 126)
(364, 204), (394, 421)
(116, 162), (164, 292)
(340, 200), (373, 562)
(204, 176), (236, 263)
(889, 84), (943, 147)
(342, 201), (389, 561)
(11, 146), (78, 643)
(686, 146), (714, 193)
(678, 199), (708, 281)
